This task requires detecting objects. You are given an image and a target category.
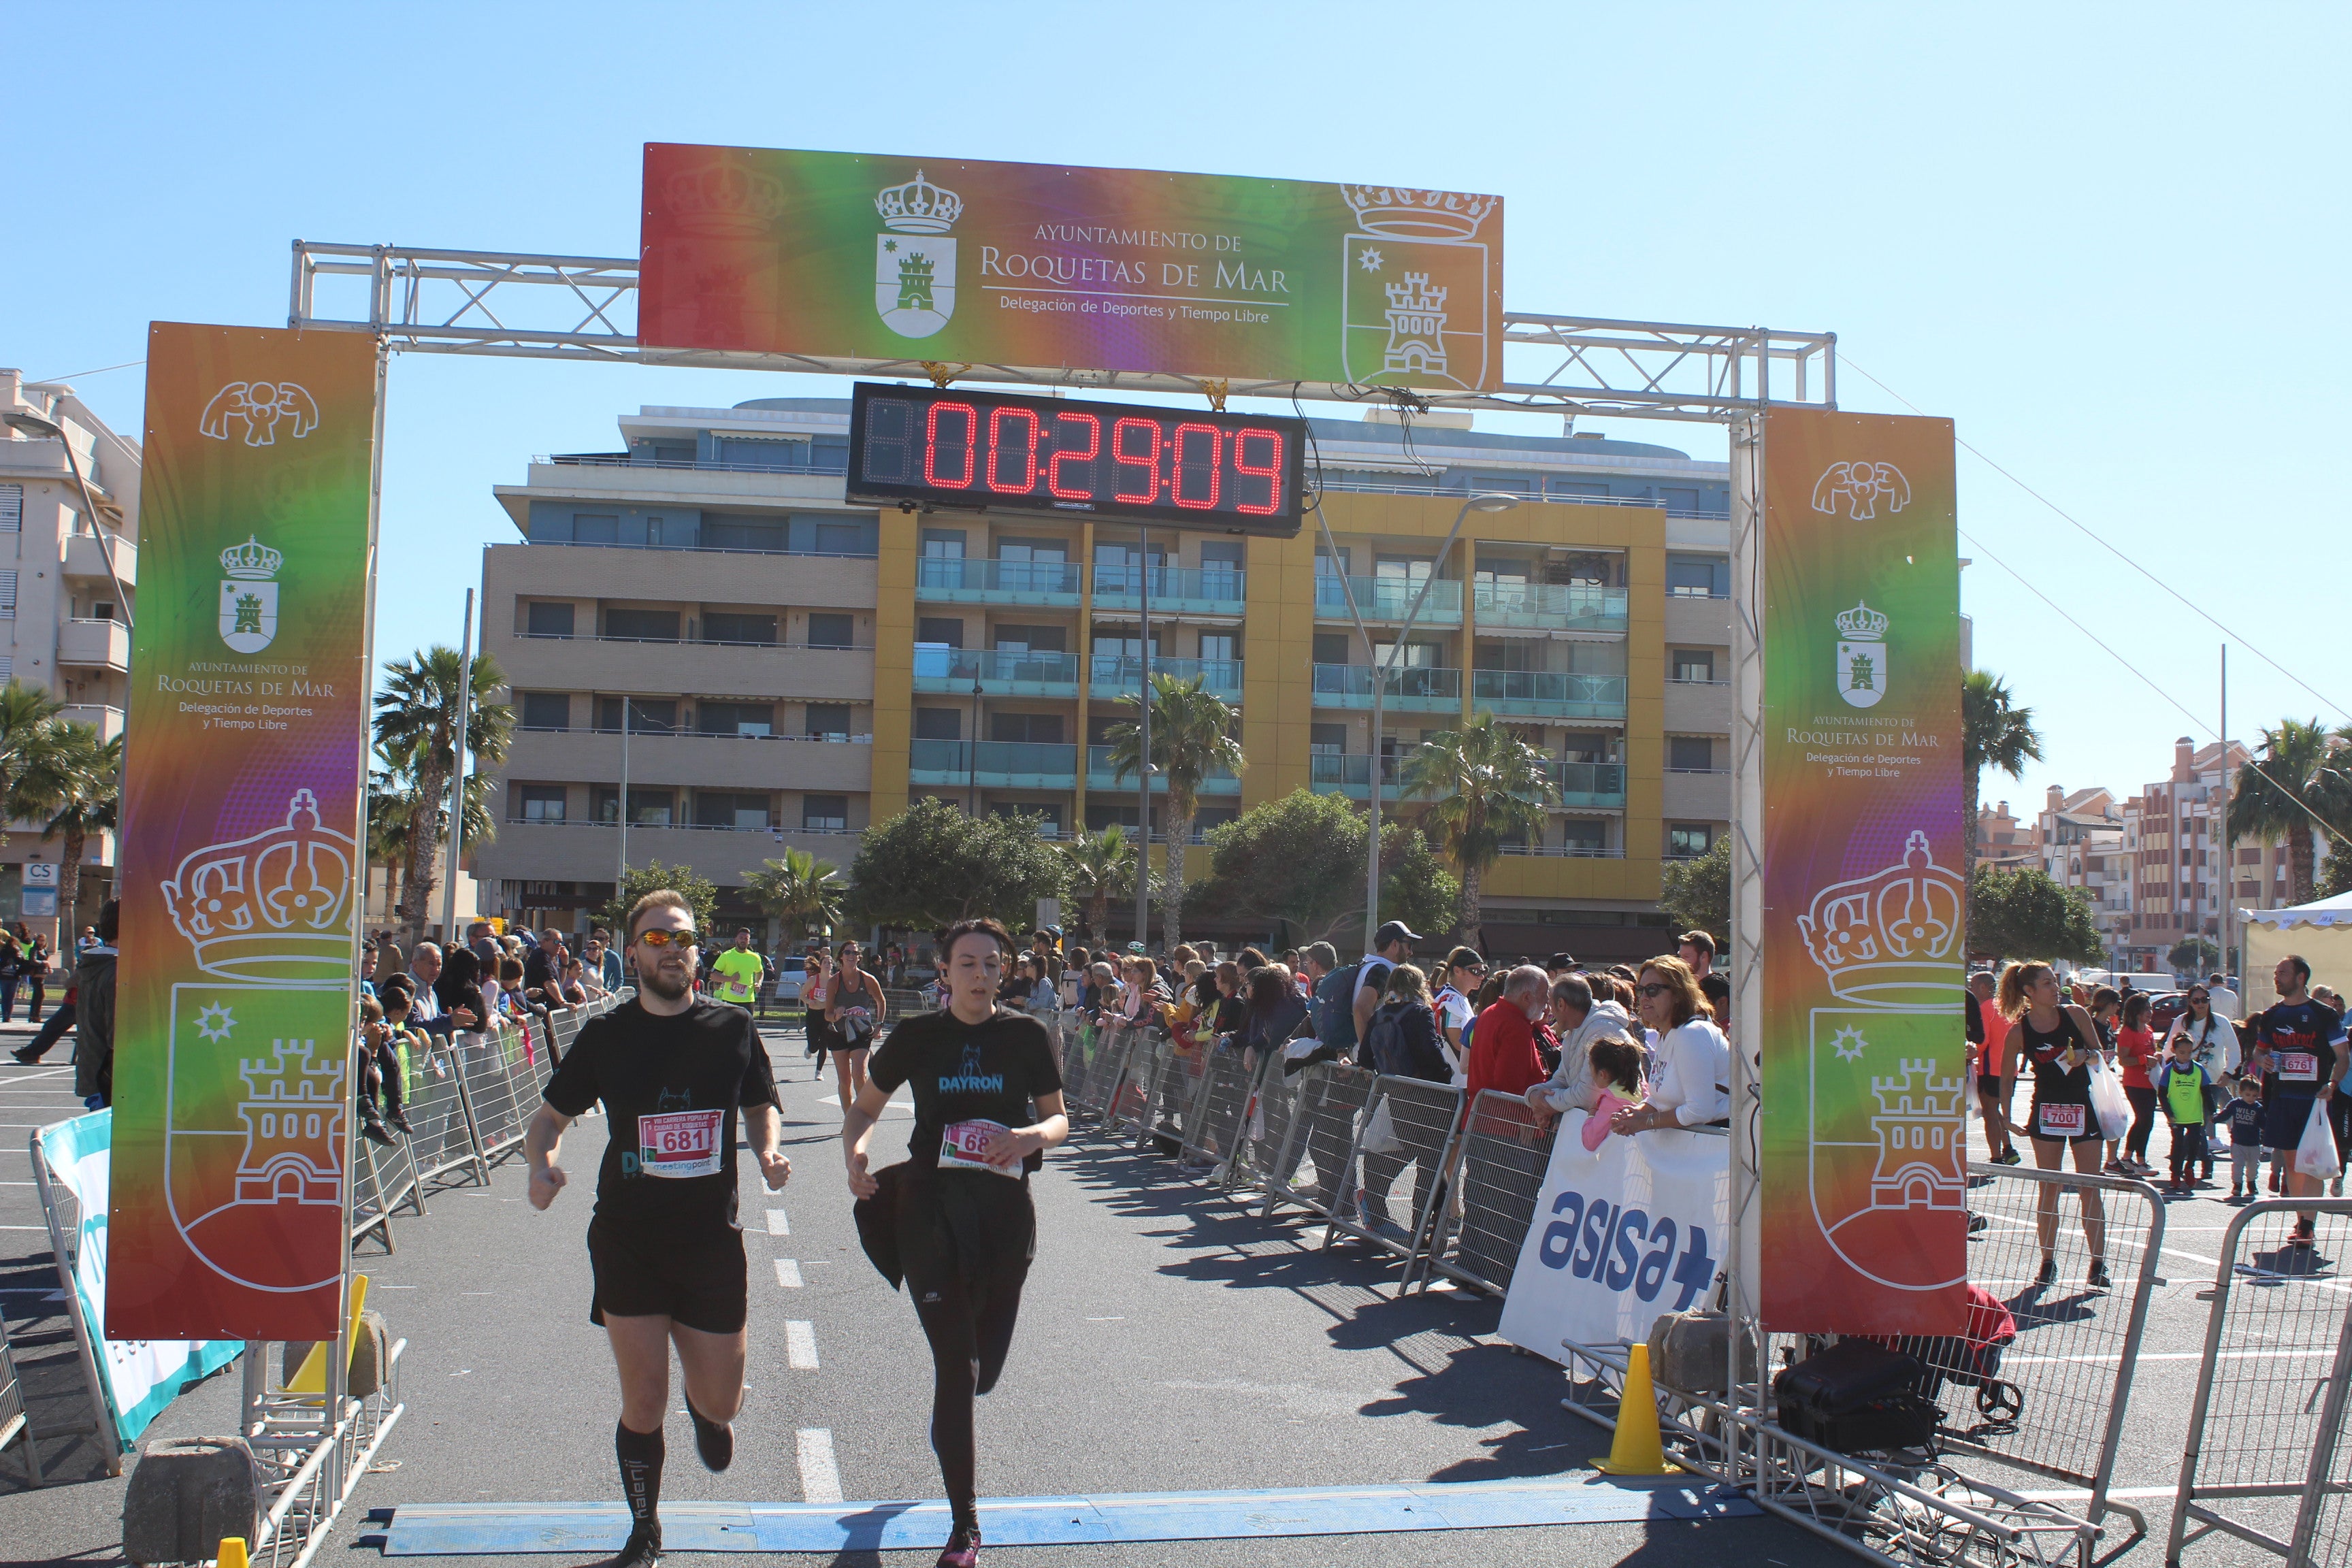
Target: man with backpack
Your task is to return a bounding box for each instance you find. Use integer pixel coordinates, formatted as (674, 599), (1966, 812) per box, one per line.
(1351, 921), (1422, 1047)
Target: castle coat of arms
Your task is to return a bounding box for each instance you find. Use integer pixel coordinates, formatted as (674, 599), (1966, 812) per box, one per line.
(1339, 186), (1499, 391)
(874, 170), (960, 340)
(1833, 599), (1889, 710)
(217, 535), (282, 655)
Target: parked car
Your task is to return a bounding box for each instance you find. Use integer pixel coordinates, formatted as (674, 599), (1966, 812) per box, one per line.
(772, 953), (807, 1004)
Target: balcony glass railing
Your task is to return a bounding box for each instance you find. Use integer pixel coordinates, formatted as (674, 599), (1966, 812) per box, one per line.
(1472, 581), (1629, 627)
(908, 739), (1079, 779)
(1313, 576), (1464, 620)
(1085, 746), (1241, 789)
(1311, 664), (1462, 702)
(1087, 655), (1243, 693)
(1547, 761), (1628, 802)
(1091, 565), (1247, 604)
(911, 648), (1083, 685)
(1470, 670), (1628, 714)
(915, 557), (1084, 595)
(1307, 753), (1405, 793)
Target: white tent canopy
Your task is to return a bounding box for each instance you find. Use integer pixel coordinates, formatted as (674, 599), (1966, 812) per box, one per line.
(2240, 890), (2352, 996)
(2242, 890), (2352, 929)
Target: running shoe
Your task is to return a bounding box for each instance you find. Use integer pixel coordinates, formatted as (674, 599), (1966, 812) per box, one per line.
(390, 1107), (416, 1135)
(362, 1116), (395, 1147)
(2034, 1256), (2057, 1286)
(1993, 1148), (2023, 1166)
(2291, 1220), (2317, 1250)
(683, 1394), (733, 1473)
(8, 1044), (39, 1064)
(2104, 1160), (2129, 1176)
(2087, 1258), (2112, 1290)
(607, 1522), (662, 1568)
(936, 1524), (980, 1568)
(1967, 1212), (1988, 1234)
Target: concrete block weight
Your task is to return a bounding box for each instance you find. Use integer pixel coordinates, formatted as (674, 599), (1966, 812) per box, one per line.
(278, 1309), (391, 1399)
(121, 1436), (263, 1567)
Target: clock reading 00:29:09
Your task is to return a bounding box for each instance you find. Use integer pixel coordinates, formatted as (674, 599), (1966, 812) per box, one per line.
(846, 382), (1307, 536)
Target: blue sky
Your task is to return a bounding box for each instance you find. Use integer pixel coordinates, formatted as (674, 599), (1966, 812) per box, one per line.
(5, 1), (2346, 814)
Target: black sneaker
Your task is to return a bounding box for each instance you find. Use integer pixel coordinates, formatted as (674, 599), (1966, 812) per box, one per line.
(362, 1117), (396, 1147)
(2034, 1256), (2057, 1286)
(606, 1522), (662, 1568)
(935, 1523), (980, 1568)
(390, 1107), (416, 1135)
(2087, 1258), (2112, 1290)
(7, 1046), (37, 1064)
(683, 1394), (733, 1473)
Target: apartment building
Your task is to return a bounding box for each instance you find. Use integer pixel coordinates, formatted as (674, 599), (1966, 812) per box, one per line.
(2032, 786), (2132, 962)
(2121, 738), (2296, 974)
(474, 396), (1737, 960)
(0, 370), (133, 936)
(1975, 799), (2040, 872)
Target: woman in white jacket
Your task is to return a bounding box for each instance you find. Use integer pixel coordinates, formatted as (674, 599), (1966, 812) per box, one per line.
(2164, 983), (2240, 1182)
(1524, 974), (1639, 1121)
(1612, 955), (1731, 1134)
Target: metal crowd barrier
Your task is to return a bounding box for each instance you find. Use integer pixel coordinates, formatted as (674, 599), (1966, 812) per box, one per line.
(2166, 1198), (2352, 1568)
(451, 1030), (529, 1167)
(1, 1311), (42, 1484)
(1107, 1030), (1190, 1148)
(1409, 1090), (1558, 1296)
(1261, 1062), (1381, 1222)
(1224, 1054), (1311, 1197)
(1316, 1074), (1463, 1262)
(1178, 1045), (1264, 1175)
(399, 1047), (481, 1189)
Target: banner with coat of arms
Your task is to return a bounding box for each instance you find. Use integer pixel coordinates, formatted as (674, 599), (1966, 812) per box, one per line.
(108, 323), (376, 1340)
(638, 144), (1503, 391)
(1759, 406), (1967, 1336)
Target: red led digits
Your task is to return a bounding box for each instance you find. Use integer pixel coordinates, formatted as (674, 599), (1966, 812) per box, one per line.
(1111, 417), (1161, 502)
(985, 406), (1042, 494)
(1171, 423), (1222, 510)
(1047, 410), (1100, 499)
(1231, 427), (1285, 515)
(924, 400), (979, 489)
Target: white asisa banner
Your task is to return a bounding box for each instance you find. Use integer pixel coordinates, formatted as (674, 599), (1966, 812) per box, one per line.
(1499, 1114), (1729, 1360)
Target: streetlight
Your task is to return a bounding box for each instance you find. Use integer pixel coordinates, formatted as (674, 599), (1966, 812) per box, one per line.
(3, 410), (135, 634)
(1320, 491), (1520, 954)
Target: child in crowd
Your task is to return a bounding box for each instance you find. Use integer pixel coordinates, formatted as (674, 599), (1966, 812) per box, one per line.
(2153, 1030), (2212, 1194)
(1580, 1039), (1646, 1153)
(355, 994), (411, 1145)
(2223, 1075), (2267, 1200)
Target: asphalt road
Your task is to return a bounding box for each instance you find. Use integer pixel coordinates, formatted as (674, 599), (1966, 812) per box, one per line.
(1, 1020), (2341, 1568)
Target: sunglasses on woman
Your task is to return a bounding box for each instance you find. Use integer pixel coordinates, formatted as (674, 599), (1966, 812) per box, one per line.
(1637, 982), (1671, 998)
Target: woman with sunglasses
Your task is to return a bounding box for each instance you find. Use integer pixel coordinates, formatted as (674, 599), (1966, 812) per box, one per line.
(1431, 946), (1486, 1081)
(2165, 983), (2238, 1182)
(1999, 961), (2110, 1288)
(825, 941), (887, 1113)
(1608, 955), (1730, 1136)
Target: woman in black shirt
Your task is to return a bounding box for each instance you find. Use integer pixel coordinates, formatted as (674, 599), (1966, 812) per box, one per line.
(1998, 961), (2110, 1289)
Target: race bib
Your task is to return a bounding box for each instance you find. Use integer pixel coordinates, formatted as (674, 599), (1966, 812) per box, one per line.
(2038, 1102), (2087, 1138)
(939, 1118), (1018, 1177)
(2276, 1051), (2321, 1083)
(638, 1108), (725, 1177)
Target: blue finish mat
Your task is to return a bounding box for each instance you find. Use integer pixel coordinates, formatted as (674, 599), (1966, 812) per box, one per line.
(374, 1476), (1757, 1554)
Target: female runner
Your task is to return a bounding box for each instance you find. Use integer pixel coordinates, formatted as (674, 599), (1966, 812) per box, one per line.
(1999, 961), (2110, 1288)
(825, 939), (887, 1112)
(845, 917), (1065, 1568)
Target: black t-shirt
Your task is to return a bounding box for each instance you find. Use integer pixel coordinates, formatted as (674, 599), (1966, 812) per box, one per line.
(867, 1007), (1063, 1173)
(2251, 998), (2343, 1100)
(543, 997), (779, 1237)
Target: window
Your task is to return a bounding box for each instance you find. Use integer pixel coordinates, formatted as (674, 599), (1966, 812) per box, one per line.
(1198, 540), (1245, 596)
(991, 802), (1064, 836)
(1663, 487), (1701, 513)
(990, 713), (1064, 745)
(526, 601), (575, 637)
(1198, 632), (1237, 664)
(1669, 737), (1715, 772)
(596, 697), (676, 733)
(1672, 649), (1716, 683)
(573, 513), (620, 544)
(1086, 802), (1142, 832)
(512, 785), (567, 823)
(702, 611), (777, 644)
(1563, 819), (1607, 851)
(644, 517), (664, 547)
(519, 692), (570, 731)
(1374, 554), (1433, 584)
(695, 791), (771, 830)
(996, 538), (1068, 563)
(1092, 632), (1159, 658)
(803, 794), (849, 832)
(1312, 632), (1354, 665)
(814, 521), (867, 555)
(604, 607), (681, 640)
(0, 485), (20, 532)
(1374, 638), (1442, 668)
(914, 708), (963, 741)
(1548, 478), (1610, 500)
(806, 612), (855, 649)
(1474, 557), (1532, 587)
(804, 704), (853, 740)
(922, 528), (967, 559)
(697, 701), (774, 737)
(1667, 554), (1730, 598)
(1473, 640), (1537, 672)
(992, 624), (1066, 653)
(593, 787), (673, 825)
(1310, 723), (1349, 755)
(917, 617), (965, 648)
(1669, 823), (1714, 858)
(1193, 807), (1239, 836)
(703, 517), (785, 553)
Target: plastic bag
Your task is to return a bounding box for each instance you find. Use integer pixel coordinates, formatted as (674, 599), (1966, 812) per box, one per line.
(1359, 1096), (1402, 1156)
(2086, 1055), (2132, 1143)
(2295, 1096), (2342, 1178)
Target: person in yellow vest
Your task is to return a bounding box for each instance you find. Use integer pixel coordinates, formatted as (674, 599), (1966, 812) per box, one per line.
(711, 929), (766, 1012)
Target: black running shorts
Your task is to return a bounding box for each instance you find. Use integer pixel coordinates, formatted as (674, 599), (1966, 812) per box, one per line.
(587, 1218), (748, 1334)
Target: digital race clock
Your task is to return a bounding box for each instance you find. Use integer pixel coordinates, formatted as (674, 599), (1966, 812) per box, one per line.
(846, 382), (1306, 537)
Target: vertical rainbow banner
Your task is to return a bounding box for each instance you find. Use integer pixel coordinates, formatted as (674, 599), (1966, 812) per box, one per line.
(107, 323), (377, 1340)
(1759, 407), (1967, 1335)
(640, 144), (1503, 391)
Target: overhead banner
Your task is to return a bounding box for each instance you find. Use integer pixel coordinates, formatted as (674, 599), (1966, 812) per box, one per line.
(1760, 406), (1966, 1336)
(1499, 1117), (1728, 1357)
(639, 144), (1503, 391)
(108, 323), (376, 1340)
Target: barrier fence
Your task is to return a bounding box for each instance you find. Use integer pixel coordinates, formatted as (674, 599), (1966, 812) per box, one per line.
(1319, 1074), (1463, 1265)
(1409, 1090), (1558, 1296)
(1262, 1062), (1382, 1224)
(1, 1312), (40, 1484)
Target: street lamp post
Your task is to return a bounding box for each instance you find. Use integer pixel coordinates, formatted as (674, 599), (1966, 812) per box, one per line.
(1, 409), (135, 636)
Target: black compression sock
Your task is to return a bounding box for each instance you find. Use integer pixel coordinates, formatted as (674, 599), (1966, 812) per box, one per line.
(682, 1391), (734, 1473)
(616, 1420), (664, 1533)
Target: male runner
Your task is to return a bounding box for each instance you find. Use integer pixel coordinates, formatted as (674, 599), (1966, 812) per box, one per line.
(526, 892), (790, 1568)
(2247, 953), (2346, 1244)
(712, 928), (766, 1012)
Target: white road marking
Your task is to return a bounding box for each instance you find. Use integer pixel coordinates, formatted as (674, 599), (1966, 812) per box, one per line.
(774, 1259), (803, 1288)
(2004, 1347), (2334, 1366)
(796, 1428), (843, 1503)
(766, 1208), (789, 1237)
(785, 1320), (819, 1370)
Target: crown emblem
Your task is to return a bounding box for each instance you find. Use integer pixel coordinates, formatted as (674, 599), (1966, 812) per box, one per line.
(220, 536), (283, 581)
(1341, 185), (1499, 240)
(162, 788), (356, 984)
(664, 164), (784, 238)
(876, 169), (962, 233)
(1833, 600), (1889, 642)
(1796, 830), (1965, 1009)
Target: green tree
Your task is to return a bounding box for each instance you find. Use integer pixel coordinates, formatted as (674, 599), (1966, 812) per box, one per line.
(599, 860), (719, 950)
(0, 681), (66, 850)
(745, 848), (845, 942)
(1400, 715), (1556, 942)
(366, 743), (421, 932)
(372, 647), (513, 945)
(2227, 718), (2342, 906)
(1100, 672), (1245, 951)
(1660, 836), (1730, 953)
(847, 797), (1068, 933)
(1963, 670), (2044, 900)
(2168, 936), (2221, 974)
(1188, 789), (1458, 950)
(1969, 864), (2104, 963)
(2317, 844), (2352, 900)
(24, 724), (118, 951)
(1056, 825), (1130, 941)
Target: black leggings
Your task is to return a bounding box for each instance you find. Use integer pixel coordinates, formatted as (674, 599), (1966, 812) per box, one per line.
(900, 1175), (1034, 1529)
(2124, 1085), (2157, 1162)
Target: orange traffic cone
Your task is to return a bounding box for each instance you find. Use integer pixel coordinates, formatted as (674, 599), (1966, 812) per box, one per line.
(1594, 1341), (1683, 1475)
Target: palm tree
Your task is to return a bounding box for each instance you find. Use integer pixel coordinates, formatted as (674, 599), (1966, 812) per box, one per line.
(1057, 825), (1130, 941)
(2229, 718), (2342, 905)
(745, 848), (844, 943)
(372, 647), (513, 946)
(1400, 714), (1556, 941)
(1963, 670), (2044, 900)
(367, 742), (421, 931)
(1101, 673), (1245, 951)
(0, 681), (66, 849)
(26, 725), (116, 950)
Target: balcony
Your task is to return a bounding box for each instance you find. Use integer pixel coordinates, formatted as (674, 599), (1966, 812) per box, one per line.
(508, 730), (874, 792)
(65, 532), (136, 587)
(1547, 760), (1629, 809)
(479, 819), (861, 884)
(1307, 753), (1404, 801)
(1311, 663), (1461, 713)
(1313, 576), (1463, 625)
(58, 618), (129, 672)
(1470, 670), (1629, 720)
(1497, 841), (1627, 859)
(1086, 745), (1242, 796)
(909, 739), (1078, 790)
(1092, 565), (1247, 616)
(1087, 655), (1243, 702)
(1472, 581), (1627, 632)
(915, 558), (1083, 606)
(59, 704), (125, 741)
(912, 647), (1082, 698)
